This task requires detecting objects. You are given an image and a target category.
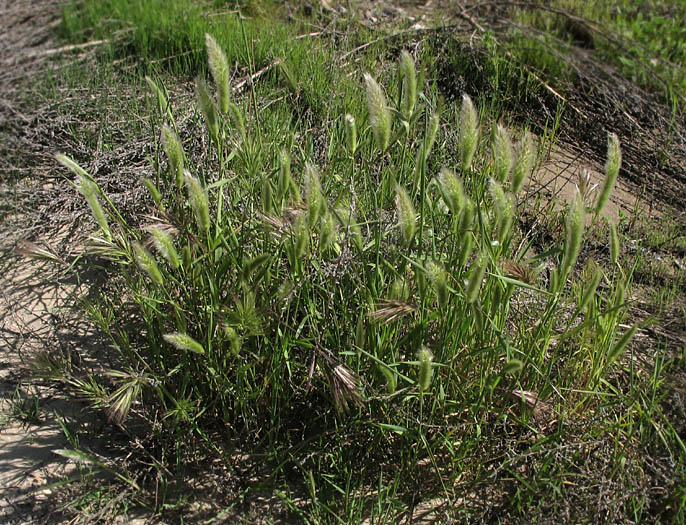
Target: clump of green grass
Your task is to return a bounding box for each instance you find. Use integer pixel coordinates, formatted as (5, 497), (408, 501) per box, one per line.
(44, 34), (647, 520)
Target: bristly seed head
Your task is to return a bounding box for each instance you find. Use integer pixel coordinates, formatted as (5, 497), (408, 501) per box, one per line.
(160, 125), (184, 188)
(133, 241), (164, 287)
(511, 131), (535, 193)
(364, 73), (392, 152)
(425, 260), (448, 310)
(466, 251), (488, 304)
(493, 124), (513, 183)
(184, 171), (210, 235)
(595, 132), (621, 215)
(395, 184), (416, 246)
(304, 162), (325, 227)
(458, 94), (479, 172)
(417, 346), (434, 392)
(344, 114), (357, 156)
(205, 33), (230, 114)
(438, 168), (465, 216)
(399, 50), (417, 119)
(195, 75), (219, 142)
(147, 226), (180, 270)
(559, 190), (585, 284)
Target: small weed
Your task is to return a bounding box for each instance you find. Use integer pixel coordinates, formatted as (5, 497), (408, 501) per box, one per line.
(1, 386), (43, 427)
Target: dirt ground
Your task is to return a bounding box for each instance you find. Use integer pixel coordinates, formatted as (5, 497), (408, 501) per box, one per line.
(1, 0), (685, 523)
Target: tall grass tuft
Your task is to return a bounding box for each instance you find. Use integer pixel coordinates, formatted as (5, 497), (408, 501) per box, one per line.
(46, 41), (642, 522)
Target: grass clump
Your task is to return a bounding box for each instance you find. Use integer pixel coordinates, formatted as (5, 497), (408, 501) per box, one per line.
(42, 33), (661, 521)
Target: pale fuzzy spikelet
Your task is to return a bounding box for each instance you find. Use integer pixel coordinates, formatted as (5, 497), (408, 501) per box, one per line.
(148, 226), (180, 269)
(163, 332), (205, 355)
(417, 346), (434, 392)
(319, 212), (335, 252)
(511, 131), (535, 193)
(559, 191), (585, 282)
(399, 50), (417, 119)
(161, 125), (184, 187)
(344, 114), (357, 155)
(389, 277), (409, 301)
(145, 76), (168, 117)
(223, 325), (242, 355)
(184, 171), (210, 235)
(142, 178), (162, 208)
(195, 76), (219, 141)
(595, 132), (621, 215)
(459, 198), (475, 234)
(364, 73), (392, 151)
(57, 154), (108, 239)
(304, 162), (326, 227)
(228, 102), (247, 141)
(493, 125), (513, 183)
(395, 184), (416, 246)
(466, 251), (487, 304)
(133, 242), (163, 287)
(293, 214), (309, 259)
(422, 113), (440, 164)
(458, 94), (479, 171)
(261, 178), (273, 214)
(205, 33), (230, 114)
(438, 168), (465, 216)
(77, 175), (111, 241)
(379, 365), (397, 394)
(489, 178), (514, 244)
(425, 260), (448, 310)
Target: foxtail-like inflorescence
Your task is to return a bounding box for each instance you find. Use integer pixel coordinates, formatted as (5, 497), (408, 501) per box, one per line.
(399, 50), (417, 120)
(511, 131), (536, 193)
(417, 346), (434, 392)
(344, 114), (357, 156)
(395, 184), (416, 246)
(493, 124), (513, 183)
(161, 125), (185, 188)
(184, 171), (210, 235)
(458, 94), (479, 172)
(195, 75), (219, 142)
(595, 132), (621, 215)
(559, 190), (586, 285)
(364, 73), (392, 152)
(205, 33), (230, 114)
